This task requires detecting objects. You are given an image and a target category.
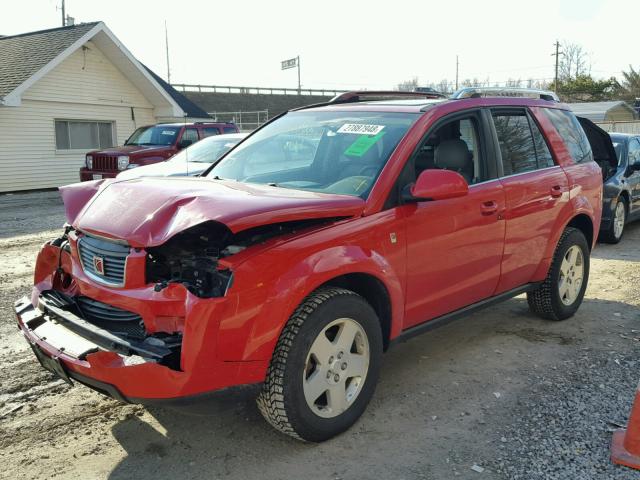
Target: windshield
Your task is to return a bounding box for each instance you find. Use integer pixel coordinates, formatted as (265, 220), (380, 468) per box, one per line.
(169, 135), (243, 164)
(126, 126), (181, 146)
(207, 111), (418, 197)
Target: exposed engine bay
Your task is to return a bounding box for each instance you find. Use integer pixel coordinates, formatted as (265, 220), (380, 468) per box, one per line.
(145, 219), (337, 298)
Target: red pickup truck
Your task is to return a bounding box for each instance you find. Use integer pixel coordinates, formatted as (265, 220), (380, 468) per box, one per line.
(80, 122), (239, 181)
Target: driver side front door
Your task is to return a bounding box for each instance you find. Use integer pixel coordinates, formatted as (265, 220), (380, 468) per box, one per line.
(401, 110), (506, 328)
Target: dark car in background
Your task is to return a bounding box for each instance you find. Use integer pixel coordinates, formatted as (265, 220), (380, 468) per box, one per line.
(80, 122), (239, 181)
(599, 133), (640, 242)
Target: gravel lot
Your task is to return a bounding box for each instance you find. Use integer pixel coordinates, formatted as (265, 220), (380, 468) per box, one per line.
(0, 190), (639, 480)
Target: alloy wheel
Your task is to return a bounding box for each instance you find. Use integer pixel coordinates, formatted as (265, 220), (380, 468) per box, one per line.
(613, 201), (626, 240)
(303, 317), (370, 418)
(558, 245), (584, 306)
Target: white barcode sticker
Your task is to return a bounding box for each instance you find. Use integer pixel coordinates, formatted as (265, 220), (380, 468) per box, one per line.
(337, 124), (385, 135)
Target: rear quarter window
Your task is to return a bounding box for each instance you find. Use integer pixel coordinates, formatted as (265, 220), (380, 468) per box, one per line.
(541, 109), (593, 164)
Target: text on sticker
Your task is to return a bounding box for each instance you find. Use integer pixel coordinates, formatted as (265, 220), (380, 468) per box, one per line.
(161, 130), (177, 135)
(337, 124), (385, 135)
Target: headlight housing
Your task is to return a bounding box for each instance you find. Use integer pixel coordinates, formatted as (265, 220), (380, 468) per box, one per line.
(117, 155), (130, 170)
(85, 155), (93, 169)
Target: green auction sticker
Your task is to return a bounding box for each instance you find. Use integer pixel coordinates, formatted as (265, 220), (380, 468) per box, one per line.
(344, 131), (386, 157)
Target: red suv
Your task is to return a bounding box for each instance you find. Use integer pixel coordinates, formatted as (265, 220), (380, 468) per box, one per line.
(80, 122), (239, 181)
(16, 89), (612, 442)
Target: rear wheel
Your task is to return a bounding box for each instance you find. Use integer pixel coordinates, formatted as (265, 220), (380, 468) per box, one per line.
(600, 198), (627, 244)
(527, 227), (590, 321)
(257, 287), (382, 442)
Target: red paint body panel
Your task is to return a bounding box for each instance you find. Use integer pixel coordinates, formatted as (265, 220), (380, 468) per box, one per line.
(18, 97), (603, 401)
(403, 180), (506, 326)
(68, 177), (365, 247)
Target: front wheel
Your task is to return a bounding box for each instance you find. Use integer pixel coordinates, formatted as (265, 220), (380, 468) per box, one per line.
(257, 287), (382, 442)
(527, 227), (590, 321)
(600, 198), (627, 244)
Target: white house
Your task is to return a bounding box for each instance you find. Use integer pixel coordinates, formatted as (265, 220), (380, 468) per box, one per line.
(0, 22), (210, 192)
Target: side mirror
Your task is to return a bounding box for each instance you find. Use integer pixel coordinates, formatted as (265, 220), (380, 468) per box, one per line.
(177, 139), (193, 150)
(403, 169), (469, 202)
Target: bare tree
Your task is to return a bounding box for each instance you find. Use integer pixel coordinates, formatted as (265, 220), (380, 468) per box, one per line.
(397, 77), (419, 91)
(559, 43), (590, 81)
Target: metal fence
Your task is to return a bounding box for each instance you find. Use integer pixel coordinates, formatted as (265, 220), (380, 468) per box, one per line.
(209, 110), (270, 131)
(596, 121), (640, 134)
(174, 83), (346, 97)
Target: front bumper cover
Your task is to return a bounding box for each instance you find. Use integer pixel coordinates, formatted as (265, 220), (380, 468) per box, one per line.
(15, 294), (267, 402)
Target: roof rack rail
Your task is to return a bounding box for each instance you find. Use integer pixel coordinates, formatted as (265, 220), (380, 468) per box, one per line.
(450, 87), (559, 102)
(329, 90), (447, 104)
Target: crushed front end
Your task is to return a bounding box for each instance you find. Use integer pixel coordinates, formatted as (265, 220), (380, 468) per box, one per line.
(15, 224), (266, 402)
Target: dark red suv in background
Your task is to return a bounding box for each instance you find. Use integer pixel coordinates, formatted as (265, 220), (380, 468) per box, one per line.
(80, 122), (239, 181)
(17, 88), (614, 442)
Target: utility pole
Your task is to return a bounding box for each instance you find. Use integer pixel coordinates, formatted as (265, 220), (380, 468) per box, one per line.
(61, 0), (66, 26)
(552, 40), (562, 93)
(165, 21), (171, 84)
(455, 55), (459, 90)
(297, 55), (301, 95)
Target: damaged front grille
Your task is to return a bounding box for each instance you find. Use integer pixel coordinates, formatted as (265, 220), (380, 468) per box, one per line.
(77, 235), (129, 286)
(75, 296), (146, 339)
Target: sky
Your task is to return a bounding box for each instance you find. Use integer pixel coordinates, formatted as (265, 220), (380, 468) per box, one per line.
(1, 0), (638, 91)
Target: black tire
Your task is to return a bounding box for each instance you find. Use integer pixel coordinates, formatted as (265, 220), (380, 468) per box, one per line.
(257, 287), (383, 442)
(599, 198), (627, 244)
(527, 227), (590, 321)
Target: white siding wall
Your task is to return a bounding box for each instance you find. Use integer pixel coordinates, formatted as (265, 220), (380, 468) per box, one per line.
(0, 41), (156, 192)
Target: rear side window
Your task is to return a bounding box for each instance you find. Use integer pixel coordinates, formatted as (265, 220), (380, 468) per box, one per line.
(223, 126), (238, 134)
(628, 139), (640, 166)
(492, 112), (537, 175)
(541, 109), (593, 164)
(181, 127), (199, 144)
(202, 127), (220, 137)
(529, 117), (555, 168)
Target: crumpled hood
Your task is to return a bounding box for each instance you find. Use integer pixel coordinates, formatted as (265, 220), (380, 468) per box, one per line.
(60, 177), (364, 247)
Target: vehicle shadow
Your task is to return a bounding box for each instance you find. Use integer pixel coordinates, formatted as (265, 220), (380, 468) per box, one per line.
(106, 294), (639, 480)
(593, 221), (640, 263)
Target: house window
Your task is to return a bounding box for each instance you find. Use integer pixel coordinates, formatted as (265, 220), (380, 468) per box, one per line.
(55, 120), (115, 150)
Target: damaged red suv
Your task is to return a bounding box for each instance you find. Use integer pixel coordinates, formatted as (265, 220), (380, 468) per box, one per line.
(15, 88), (613, 442)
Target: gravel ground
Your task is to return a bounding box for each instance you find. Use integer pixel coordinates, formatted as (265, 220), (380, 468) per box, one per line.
(0, 190), (639, 480)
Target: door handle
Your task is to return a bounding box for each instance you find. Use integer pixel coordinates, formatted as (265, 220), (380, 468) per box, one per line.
(550, 185), (563, 198)
(481, 200), (498, 215)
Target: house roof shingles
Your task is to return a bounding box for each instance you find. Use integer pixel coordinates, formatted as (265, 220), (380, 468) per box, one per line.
(0, 22), (210, 118)
(0, 22), (99, 98)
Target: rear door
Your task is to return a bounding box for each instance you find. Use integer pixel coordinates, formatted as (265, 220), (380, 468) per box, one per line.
(490, 108), (570, 294)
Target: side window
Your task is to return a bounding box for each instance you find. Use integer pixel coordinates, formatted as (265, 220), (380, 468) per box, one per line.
(414, 117), (484, 184)
(492, 111), (537, 176)
(628, 139), (640, 165)
(202, 127), (220, 137)
(223, 126), (238, 134)
(541, 109), (593, 164)
(181, 127), (199, 145)
(528, 114), (555, 168)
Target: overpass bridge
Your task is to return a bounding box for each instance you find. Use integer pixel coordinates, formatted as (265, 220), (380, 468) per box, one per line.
(174, 83), (344, 130)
